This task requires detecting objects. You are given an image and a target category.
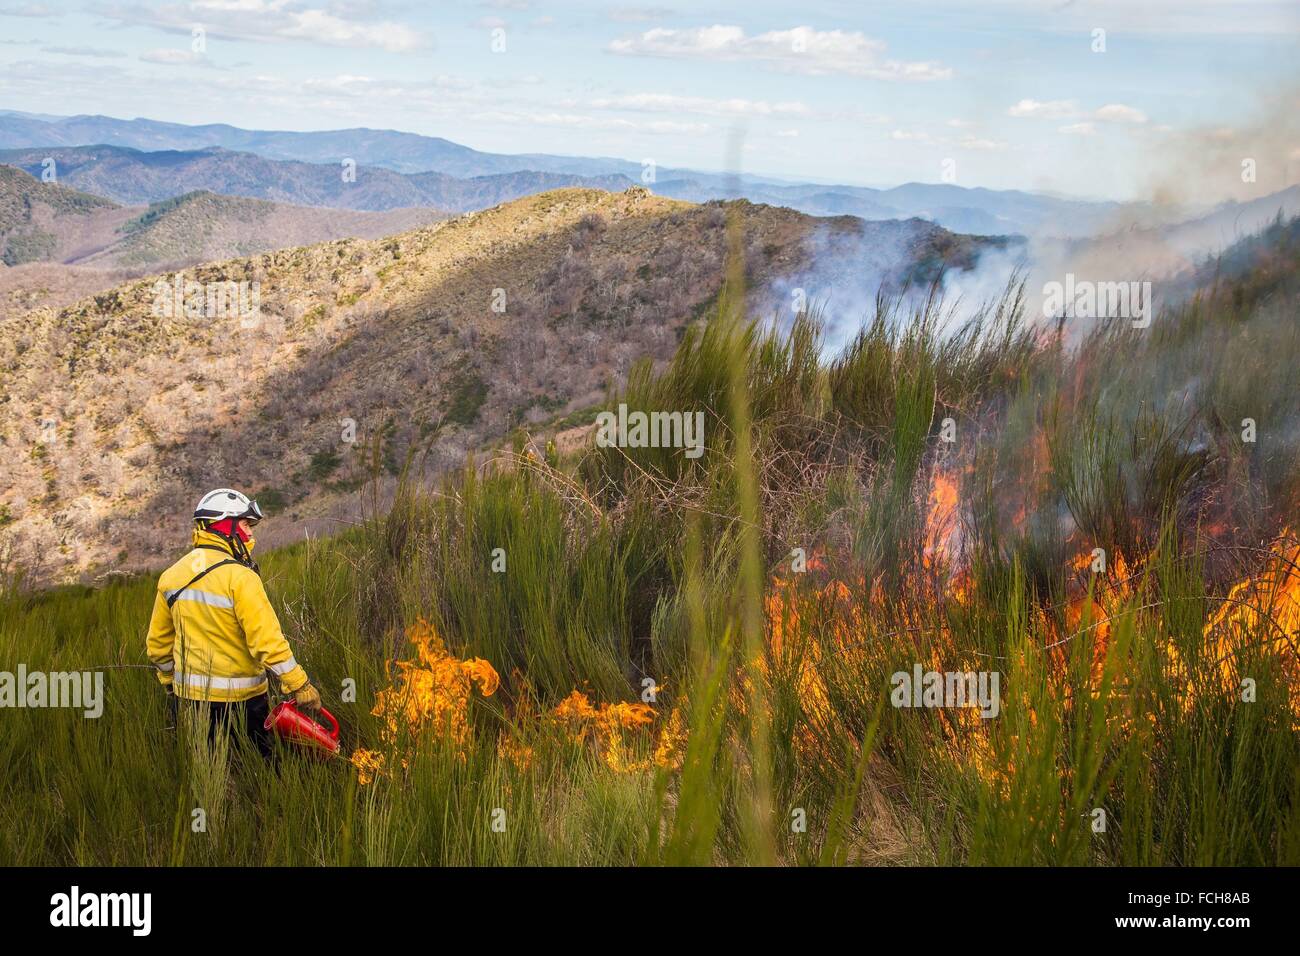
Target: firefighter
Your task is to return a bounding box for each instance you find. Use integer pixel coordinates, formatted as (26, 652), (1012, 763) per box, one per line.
(146, 488), (321, 756)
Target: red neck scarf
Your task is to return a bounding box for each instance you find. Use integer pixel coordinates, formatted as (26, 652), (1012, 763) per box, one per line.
(207, 518), (250, 542)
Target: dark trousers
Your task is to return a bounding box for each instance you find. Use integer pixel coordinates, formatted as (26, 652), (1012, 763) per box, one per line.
(178, 692), (273, 758)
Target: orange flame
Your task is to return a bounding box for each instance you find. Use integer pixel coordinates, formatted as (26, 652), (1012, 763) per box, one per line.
(351, 619), (681, 782)
(1188, 529), (1300, 725)
(550, 690), (666, 772)
(924, 468), (970, 601)
(350, 618), (499, 782)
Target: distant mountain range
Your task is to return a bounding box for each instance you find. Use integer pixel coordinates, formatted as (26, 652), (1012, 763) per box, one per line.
(0, 163), (443, 270)
(0, 109), (628, 177)
(4, 110), (1296, 245)
(0, 143), (635, 214)
(0, 109), (1190, 238)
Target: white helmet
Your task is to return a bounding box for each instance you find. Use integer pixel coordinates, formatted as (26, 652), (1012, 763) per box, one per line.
(193, 488), (264, 524)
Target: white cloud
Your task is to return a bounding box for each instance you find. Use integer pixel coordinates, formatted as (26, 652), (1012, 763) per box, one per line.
(298, 73), (473, 96)
(95, 1), (429, 53)
(0, 3), (58, 17)
(588, 93), (808, 117)
(479, 110), (709, 134)
(582, 92), (887, 126)
(1093, 103), (1148, 124)
(891, 128), (1008, 150)
(608, 7), (675, 22)
(610, 24), (744, 57)
(890, 129), (939, 143)
(1009, 98), (1149, 125)
(1059, 122), (1097, 136)
(139, 48), (212, 66)
(43, 46), (126, 57)
(958, 135), (1007, 151)
(282, 9), (425, 51)
(485, 73), (545, 88)
(1007, 98), (1078, 119)
(608, 24), (952, 81)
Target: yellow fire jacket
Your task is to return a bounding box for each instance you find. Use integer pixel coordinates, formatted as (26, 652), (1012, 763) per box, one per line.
(146, 528), (309, 702)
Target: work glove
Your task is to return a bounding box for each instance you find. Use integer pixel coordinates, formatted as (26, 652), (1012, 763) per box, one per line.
(294, 682), (322, 714)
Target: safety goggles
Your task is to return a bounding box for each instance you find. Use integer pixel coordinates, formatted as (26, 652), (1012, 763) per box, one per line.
(194, 498), (264, 525)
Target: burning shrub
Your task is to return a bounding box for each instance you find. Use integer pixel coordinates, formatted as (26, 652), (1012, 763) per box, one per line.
(1183, 528), (1300, 726)
(352, 619), (684, 782)
(350, 618), (500, 782)
(550, 690), (656, 773)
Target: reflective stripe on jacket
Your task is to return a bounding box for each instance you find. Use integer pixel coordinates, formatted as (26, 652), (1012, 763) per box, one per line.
(146, 528), (309, 702)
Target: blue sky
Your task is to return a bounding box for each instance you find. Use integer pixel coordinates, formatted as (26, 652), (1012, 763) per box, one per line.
(1, 0), (1297, 199)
